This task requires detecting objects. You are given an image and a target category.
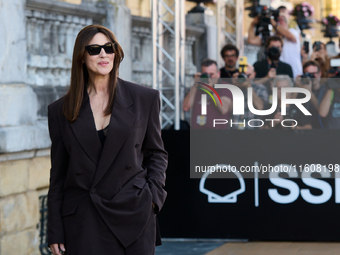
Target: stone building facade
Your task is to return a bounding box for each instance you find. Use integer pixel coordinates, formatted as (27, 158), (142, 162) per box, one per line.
(0, 0), (206, 254)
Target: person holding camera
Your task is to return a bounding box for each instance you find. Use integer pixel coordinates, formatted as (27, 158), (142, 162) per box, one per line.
(248, 6), (302, 78)
(219, 44), (239, 78)
(319, 59), (340, 129)
(265, 75), (312, 129)
(231, 64), (269, 129)
(301, 41), (329, 78)
(247, 15), (271, 61)
(276, 6), (302, 78)
(295, 60), (325, 128)
(253, 36), (293, 93)
(329, 38), (340, 60)
(182, 59), (232, 129)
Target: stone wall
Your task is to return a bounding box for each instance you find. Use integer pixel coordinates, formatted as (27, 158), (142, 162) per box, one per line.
(25, 0), (107, 118)
(0, 0), (45, 250)
(0, 151), (50, 255)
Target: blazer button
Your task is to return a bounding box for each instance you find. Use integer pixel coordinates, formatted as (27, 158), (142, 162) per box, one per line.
(126, 165), (132, 170)
(91, 188), (96, 194)
(135, 143), (140, 148)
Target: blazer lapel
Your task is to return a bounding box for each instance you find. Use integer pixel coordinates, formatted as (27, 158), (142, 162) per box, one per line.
(93, 79), (136, 186)
(70, 91), (102, 166)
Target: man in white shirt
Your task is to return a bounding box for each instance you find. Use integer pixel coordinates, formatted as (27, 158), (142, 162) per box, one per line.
(275, 6), (302, 78)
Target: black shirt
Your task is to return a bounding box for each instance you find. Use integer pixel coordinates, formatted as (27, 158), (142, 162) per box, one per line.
(220, 67), (238, 78)
(254, 59), (294, 94)
(254, 59), (293, 79)
(97, 125), (109, 147)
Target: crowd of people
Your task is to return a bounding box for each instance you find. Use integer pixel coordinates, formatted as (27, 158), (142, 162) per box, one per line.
(183, 6), (340, 130)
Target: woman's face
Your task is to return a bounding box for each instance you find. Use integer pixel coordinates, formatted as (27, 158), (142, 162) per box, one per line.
(84, 32), (115, 79)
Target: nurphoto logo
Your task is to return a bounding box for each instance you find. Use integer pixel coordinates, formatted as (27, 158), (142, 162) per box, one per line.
(198, 82), (312, 128)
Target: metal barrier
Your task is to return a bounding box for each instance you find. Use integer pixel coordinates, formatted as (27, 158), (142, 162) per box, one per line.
(39, 195), (51, 255)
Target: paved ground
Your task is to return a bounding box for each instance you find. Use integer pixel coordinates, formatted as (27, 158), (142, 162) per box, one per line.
(155, 241), (224, 255)
(203, 242), (340, 255)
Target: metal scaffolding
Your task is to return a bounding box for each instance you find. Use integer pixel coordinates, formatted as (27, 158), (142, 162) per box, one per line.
(152, 0), (185, 130)
(217, 0), (244, 60)
(152, 0), (244, 129)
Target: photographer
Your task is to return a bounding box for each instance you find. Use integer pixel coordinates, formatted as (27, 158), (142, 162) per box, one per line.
(295, 60), (325, 128)
(220, 44), (239, 78)
(265, 75), (312, 129)
(182, 59), (232, 129)
(302, 41), (329, 78)
(276, 6), (302, 78)
(247, 15), (268, 61)
(248, 6), (302, 77)
(319, 59), (340, 129)
(253, 36), (293, 92)
(231, 64), (269, 129)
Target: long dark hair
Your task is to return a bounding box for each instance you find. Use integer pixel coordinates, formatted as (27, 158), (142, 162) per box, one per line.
(63, 24), (124, 122)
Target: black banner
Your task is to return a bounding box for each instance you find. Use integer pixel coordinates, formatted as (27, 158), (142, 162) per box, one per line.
(159, 130), (340, 241)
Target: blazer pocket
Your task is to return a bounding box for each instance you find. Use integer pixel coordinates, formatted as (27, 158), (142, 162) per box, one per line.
(133, 178), (147, 189)
(61, 203), (78, 217)
(133, 178), (154, 200)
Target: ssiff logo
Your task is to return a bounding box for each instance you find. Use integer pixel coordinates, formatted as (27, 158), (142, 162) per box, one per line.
(199, 164), (246, 203)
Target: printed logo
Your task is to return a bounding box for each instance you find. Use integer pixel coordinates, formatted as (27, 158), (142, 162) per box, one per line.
(198, 83), (312, 128)
(199, 164), (246, 203)
(196, 82), (222, 115)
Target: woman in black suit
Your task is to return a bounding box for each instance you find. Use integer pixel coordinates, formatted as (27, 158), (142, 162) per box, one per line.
(48, 24), (167, 255)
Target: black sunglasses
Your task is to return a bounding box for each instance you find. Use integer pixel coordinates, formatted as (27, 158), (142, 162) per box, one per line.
(85, 43), (116, 55)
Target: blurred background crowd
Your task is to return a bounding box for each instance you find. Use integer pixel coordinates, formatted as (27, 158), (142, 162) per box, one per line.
(184, 1), (340, 130)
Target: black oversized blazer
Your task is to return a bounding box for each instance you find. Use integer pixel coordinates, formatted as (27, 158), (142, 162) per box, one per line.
(47, 78), (168, 248)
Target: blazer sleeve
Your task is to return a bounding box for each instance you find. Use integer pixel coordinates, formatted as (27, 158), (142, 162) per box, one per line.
(142, 91), (168, 213)
(47, 104), (69, 245)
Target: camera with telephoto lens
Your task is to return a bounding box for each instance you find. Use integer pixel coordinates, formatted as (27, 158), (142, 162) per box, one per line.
(300, 72), (315, 85)
(246, 0), (280, 45)
(237, 73), (248, 84)
(326, 59), (340, 89)
(266, 47), (280, 68)
(200, 73), (211, 79)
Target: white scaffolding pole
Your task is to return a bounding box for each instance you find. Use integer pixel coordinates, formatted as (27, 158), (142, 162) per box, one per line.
(152, 0), (185, 130)
(217, 0), (244, 58)
(180, 0), (186, 121)
(217, 0), (222, 67)
(236, 0), (244, 56)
